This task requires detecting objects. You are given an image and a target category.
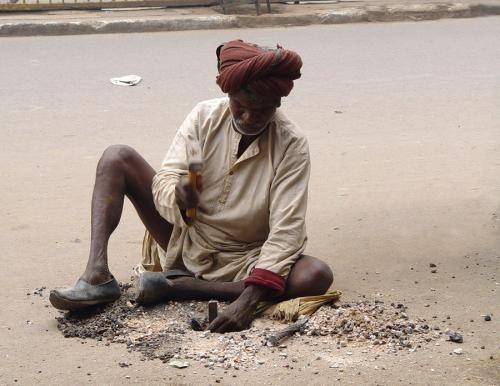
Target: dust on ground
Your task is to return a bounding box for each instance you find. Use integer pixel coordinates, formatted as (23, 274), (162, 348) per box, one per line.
(55, 282), (454, 372)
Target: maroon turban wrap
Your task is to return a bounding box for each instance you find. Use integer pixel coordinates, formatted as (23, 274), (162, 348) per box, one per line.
(216, 40), (302, 98)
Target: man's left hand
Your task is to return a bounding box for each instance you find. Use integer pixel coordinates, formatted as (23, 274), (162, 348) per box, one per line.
(208, 285), (269, 333)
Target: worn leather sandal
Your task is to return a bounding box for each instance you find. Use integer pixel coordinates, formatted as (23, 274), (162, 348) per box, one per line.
(49, 277), (121, 311)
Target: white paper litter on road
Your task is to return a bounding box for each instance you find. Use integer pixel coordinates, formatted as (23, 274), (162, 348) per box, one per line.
(110, 75), (142, 87)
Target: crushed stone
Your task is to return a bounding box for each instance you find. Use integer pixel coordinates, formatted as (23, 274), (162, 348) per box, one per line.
(56, 283), (441, 369)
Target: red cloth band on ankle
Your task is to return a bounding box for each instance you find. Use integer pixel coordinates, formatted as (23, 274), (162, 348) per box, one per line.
(244, 268), (286, 294)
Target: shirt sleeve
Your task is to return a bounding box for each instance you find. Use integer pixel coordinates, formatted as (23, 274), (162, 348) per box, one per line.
(244, 136), (310, 294)
(151, 104), (200, 228)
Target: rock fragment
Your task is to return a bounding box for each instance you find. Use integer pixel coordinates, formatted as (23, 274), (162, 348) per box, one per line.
(446, 330), (463, 343)
(54, 283), (440, 370)
(169, 360), (189, 368)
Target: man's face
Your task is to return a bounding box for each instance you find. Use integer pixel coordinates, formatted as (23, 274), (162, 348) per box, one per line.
(229, 89), (280, 136)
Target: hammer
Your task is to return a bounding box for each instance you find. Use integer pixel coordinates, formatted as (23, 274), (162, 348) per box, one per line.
(185, 135), (203, 224)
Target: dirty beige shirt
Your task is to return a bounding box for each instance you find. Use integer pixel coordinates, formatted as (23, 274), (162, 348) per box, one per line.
(149, 97), (310, 282)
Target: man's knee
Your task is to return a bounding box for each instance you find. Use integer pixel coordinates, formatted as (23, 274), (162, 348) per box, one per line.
(98, 145), (138, 173)
(304, 256), (334, 292)
(290, 255), (334, 296)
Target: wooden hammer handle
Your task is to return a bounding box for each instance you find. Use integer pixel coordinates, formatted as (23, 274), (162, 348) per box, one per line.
(186, 170), (198, 220)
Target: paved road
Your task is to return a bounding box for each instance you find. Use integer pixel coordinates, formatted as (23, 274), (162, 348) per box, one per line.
(1, 17), (499, 385)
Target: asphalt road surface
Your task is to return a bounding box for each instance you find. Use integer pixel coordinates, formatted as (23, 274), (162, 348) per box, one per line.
(1, 17), (499, 385)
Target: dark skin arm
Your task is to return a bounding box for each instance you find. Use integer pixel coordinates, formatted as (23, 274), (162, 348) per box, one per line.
(175, 176), (272, 333)
(175, 134), (273, 333)
(208, 284), (270, 333)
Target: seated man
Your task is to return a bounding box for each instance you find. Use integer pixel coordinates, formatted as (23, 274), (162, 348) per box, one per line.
(50, 40), (333, 333)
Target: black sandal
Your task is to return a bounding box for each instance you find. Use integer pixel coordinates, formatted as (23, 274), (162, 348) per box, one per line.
(49, 277), (121, 311)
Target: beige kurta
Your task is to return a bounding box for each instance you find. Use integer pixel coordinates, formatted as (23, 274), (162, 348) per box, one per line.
(140, 97), (310, 282)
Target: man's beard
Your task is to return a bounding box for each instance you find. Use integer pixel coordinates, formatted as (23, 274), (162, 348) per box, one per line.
(232, 119), (269, 136)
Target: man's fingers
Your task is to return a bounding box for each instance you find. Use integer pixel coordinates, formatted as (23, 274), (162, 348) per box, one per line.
(208, 314), (237, 333)
(183, 178), (199, 200)
(208, 315), (225, 332)
(216, 320), (233, 334)
(176, 176), (199, 209)
(183, 187), (199, 207)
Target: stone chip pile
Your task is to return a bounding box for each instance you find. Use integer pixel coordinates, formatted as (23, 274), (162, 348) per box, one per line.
(56, 284), (440, 370)
(303, 300), (439, 353)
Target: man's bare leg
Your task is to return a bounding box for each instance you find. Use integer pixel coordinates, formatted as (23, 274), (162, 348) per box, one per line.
(80, 145), (173, 285)
(137, 255), (333, 303)
(153, 256), (333, 333)
(50, 145), (175, 310)
(52, 144), (332, 309)
(79, 144), (332, 296)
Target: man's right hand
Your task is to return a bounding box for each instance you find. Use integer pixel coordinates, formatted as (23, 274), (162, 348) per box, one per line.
(175, 174), (202, 210)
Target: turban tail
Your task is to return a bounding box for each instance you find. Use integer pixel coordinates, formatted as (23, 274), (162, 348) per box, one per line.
(216, 40), (302, 98)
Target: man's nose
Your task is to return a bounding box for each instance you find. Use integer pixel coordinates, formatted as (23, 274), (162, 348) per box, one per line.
(242, 111), (255, 124)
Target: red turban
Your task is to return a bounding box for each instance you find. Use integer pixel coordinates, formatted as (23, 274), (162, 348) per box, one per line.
(216, 40), (302, 98)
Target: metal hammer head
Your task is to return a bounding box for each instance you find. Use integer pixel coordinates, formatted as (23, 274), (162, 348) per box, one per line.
(185, 133), (203, 172)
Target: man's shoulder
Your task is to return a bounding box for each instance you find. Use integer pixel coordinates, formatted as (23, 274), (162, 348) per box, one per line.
(193, 97), (229, 117)
(273, 110), (308, 154)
